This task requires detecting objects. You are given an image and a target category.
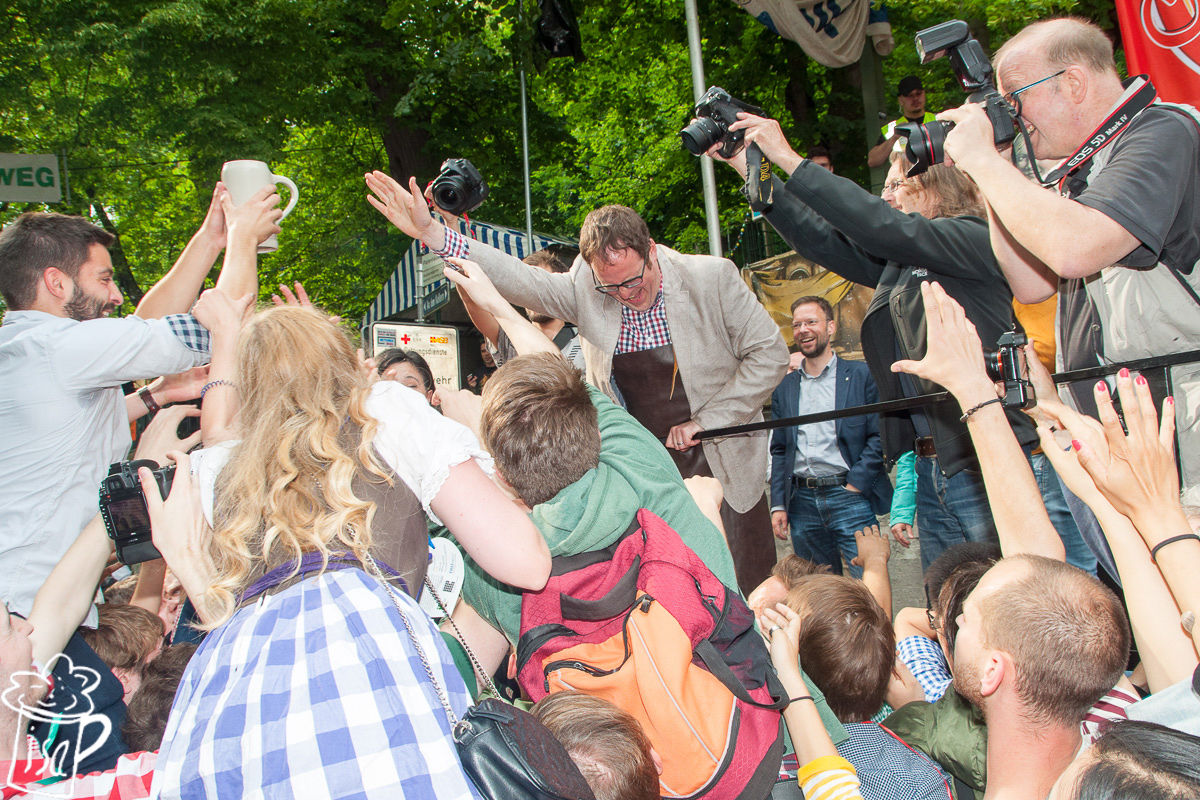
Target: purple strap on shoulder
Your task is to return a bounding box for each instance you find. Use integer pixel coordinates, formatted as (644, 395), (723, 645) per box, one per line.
(237, 551), (404, 605)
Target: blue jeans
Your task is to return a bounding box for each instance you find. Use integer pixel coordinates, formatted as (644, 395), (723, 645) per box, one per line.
(1030, 452), (1097, 574)
(915, 456), (1000, 573)
(787, 484), (878, 578)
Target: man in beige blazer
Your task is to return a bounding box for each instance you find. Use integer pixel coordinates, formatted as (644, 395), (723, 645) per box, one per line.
(367, 172), (787, 592)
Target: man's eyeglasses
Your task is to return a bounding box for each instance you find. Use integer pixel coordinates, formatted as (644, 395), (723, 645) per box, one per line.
(1003, 69), (1067, 116)
(926, 607), (939, 633)
(593, 258), (648, 295)
(883, 179), (909, 194)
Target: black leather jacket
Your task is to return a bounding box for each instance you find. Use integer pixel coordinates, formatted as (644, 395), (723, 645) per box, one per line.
(762, 162), (1037, 477)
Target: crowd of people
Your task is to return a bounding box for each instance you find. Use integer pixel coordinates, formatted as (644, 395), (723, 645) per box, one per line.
(2, 13), (1200, 800)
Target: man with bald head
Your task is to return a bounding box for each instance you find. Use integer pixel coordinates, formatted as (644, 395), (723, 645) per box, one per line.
(952, 554), (1129, 799)
(940, 18), (1200, 494)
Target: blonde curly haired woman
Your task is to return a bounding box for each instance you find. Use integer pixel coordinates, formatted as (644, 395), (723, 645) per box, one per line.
(142, 290), (549, 799)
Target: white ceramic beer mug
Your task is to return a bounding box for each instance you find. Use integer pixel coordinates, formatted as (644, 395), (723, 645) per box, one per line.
(219, 160), (299, 253)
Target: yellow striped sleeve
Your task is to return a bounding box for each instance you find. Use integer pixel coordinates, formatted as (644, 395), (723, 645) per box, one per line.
(796, 755), (863, 800)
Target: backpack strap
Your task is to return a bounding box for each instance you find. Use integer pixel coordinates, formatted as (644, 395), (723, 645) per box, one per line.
(694, 639), (788, 710)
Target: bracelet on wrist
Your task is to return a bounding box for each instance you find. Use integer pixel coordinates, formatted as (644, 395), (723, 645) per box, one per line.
(1150, 533), (1200, 563)
(960, 397), (1003, 423)
(200, 380), (237, 400)
(788, 695), (813, 705)
(137, 385), (161, 414)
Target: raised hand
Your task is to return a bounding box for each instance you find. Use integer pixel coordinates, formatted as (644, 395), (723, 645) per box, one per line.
(364, 171), (445, 250)
(1076, 370), (1179, 525)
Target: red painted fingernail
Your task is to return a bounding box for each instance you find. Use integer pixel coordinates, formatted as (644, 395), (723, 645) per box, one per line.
(1096, 381), (1108, 393)
(1119, 368), (1130, 378)
(1072, 440), (1082, 451)
(1136, 374), (1147, 386)
(1168, 396), (1175, 405)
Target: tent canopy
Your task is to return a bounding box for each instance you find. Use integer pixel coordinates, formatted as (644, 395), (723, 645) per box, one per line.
(362, 218), (577, 330)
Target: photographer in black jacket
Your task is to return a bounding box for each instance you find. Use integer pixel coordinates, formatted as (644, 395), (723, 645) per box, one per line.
(709, 113), (1084, 572)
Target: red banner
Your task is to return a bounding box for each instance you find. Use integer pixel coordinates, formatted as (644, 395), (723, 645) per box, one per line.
(1116, 0), (1200, 104)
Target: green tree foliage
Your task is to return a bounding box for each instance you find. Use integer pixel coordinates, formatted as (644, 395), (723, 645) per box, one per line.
(0, 0), (1127, 320)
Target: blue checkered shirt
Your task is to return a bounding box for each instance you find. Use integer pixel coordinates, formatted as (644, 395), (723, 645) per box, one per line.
(164, 313), (211, 353)
(782, 723), (954, 800)
(151, 568), (482, 800)
(614, 289), (671, 354)
(897, 635), (953, 703)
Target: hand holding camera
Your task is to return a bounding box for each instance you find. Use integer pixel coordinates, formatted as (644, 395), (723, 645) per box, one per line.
(897, 20), (1018, 176)
(681, 87), (777, 212)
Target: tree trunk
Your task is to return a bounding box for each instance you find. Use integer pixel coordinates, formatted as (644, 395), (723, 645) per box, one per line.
(364, 70), (433, 181)
(87, 191), (143, 306)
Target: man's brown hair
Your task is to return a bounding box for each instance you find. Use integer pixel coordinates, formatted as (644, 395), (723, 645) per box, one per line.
(790, 295), (834, 321)
(532, 690), (659, 800)
(525, 248), (572, 274)
(787, 575), (895, 722)
(481, 352), (601, 506)
(770, 554), (831, 591)
(0, 212), (114, 310)
(578, 205), (651, 266)
(978, 554), (1129, 726)
(81, 604), (165, 674)
(995, 17), (1117, 79)
(122, 643), (197, 752)
(102, 575), (139, 607)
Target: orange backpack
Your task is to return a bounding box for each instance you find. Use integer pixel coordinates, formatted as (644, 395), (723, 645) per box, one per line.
(516, 509), (786, 800)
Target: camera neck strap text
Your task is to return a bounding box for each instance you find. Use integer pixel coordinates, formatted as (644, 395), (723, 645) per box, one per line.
(1039, 75), (1157, 194)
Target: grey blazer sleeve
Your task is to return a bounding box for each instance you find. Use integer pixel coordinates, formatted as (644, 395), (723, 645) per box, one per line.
(466, 237), (582, 324)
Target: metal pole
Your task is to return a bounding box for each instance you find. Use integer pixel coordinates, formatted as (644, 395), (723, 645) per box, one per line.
(684, 0), (722, 257)
(520, 69), (535, 253)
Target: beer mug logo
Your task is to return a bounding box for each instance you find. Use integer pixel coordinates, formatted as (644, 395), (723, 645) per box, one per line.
(1141, 0), (1200, 51)
(3, 655), (113, 796)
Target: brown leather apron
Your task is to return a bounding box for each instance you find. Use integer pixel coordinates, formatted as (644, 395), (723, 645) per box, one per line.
(612, 343), (774, 595)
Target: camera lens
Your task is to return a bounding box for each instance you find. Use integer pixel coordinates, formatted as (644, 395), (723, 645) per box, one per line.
(899, 121), (952, 177)
(680, 117), (725, 156)
(432, 178), (467, 214)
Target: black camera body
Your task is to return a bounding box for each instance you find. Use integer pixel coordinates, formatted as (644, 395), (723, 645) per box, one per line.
(899, 20), (1017, 176)
(431, 158), (488, 216)
(680, 87), (765, 159)
(99, 459), (174, 565)
(984, 330), (1033, 410)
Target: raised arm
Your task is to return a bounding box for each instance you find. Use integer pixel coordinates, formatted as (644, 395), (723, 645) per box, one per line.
(764, 604), (866, 800)
(27, 404), (202, 665)
(189, 288), (254, 445)
(429, 461), (550, 592)
(1040, 404), (1199, 691)
(134, 183), (228, 318)
(442, 258), (558, 358)
(892, 281), (1064, 560)
(1072, 370), (1200, 660)
(729, 114), (997, 282)
(213, 185), (281, 302)
(940, 103), (1142, 281)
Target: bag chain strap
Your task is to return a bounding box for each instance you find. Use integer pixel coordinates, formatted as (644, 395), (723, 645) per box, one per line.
(361, 550), (460, 728)
(421, 571), (502, 699)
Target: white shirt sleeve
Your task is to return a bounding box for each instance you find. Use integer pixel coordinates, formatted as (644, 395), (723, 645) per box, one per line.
(189, 383), (490, 529)
(55, 315), (209, 390)
(365, 381), (494, 525)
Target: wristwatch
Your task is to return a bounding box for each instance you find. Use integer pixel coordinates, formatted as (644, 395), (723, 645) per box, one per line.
(137, 385), (161, 414)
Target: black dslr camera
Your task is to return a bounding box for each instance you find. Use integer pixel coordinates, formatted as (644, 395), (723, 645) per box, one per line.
(431, 158), (488, 216)
(680, 87), (764, 159)
(984, 330), (1033, 410)
(99, 459), (174, 565)
(681, 87), (774, 211)
(898, 20), (1018, 177)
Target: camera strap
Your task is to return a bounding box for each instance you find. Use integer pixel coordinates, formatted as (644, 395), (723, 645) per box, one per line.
(1037, 76), (1157, 193)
